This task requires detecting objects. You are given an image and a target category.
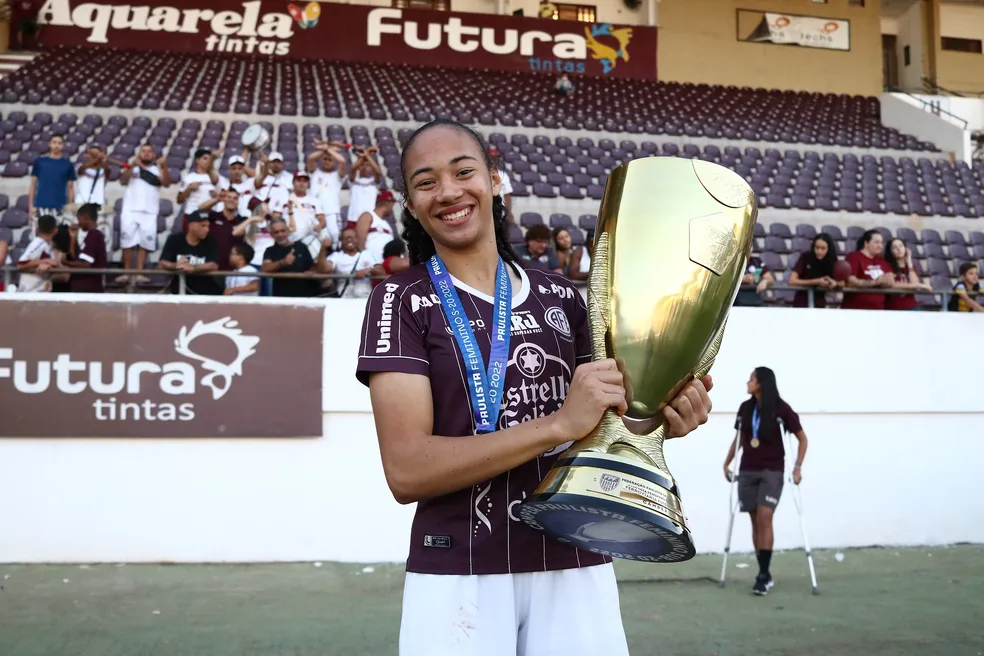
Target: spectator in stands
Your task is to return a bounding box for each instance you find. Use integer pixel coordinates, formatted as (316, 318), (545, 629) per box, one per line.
(28, 134), (76, 228)
(554, 74), (575, 97)
(307, 141), (348, 247)
(488, 146), (513, 219)
(884, 238), (931, 311)
(842, 230), (894, 310)
(948, 262), (983, 312)
(734, 246), (774, 307)
(321, 227), (378, 299)
(224, 244), (259, 297)
(219, 155), (256, 216)
(64, 203), (106, 294)
(271, 171), (327, 259)
(568, 229), (593, 282)
(347, 146), (383, 226)
(552, 227), (573, 274)
(253, 151), (293, 210)
(198, 189), (246, 271)
(370, 238), (410, 287)
(0, 230), (9, 292)
(16, 214), (58, 293)
(74, 144), (112, 257)
(261, 217), (320, 298)
(515, 224), (562, 273)
(157, 211), (220, 296)
(119, 144), (171, 284)
(178, 148), (220, 232)
(355, 190), (396, 262)
(973, 134), (984, 162)
(10, 0), (40, 50)
(788, 233), (839, 308)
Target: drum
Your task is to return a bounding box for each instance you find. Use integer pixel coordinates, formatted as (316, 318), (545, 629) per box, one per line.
(242, 124), (271, 152)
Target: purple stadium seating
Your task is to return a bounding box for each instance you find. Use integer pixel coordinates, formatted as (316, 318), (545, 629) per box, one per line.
(0, 47), (941, 151)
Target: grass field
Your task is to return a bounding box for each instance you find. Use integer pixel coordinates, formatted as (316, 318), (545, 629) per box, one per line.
(2, 545), (982, 656)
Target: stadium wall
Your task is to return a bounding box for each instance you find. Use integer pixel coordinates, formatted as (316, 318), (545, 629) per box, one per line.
(1, 295), (982, 564)
(937, 2), (984, 94)
(657, 0), (883, 97)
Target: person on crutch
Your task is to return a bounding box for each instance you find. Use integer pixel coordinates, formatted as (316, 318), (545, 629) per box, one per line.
(722, 367), (809, 596)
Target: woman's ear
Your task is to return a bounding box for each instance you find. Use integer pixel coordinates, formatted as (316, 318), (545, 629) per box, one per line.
(491, 167), (502, 198)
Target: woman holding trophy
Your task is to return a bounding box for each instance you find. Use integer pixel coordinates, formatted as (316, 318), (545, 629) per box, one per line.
(355, 119), (714, 655)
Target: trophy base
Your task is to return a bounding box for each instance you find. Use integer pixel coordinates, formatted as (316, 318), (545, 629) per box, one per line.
(518, 452), (695, 563)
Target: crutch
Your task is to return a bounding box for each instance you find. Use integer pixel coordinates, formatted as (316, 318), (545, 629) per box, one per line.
(784, 429), (819, 595)
(718, 422), (743, 588)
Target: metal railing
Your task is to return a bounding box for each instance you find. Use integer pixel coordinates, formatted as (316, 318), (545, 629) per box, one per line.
(0, 267), (965, 310)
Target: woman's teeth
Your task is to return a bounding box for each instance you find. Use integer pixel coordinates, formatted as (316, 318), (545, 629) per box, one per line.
(440, 208), (470, 221)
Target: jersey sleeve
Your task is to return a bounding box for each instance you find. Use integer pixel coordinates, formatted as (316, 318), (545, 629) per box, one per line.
(160, 235), (177, 262)
(779, 402), (803, 434)
(178, 173), (191, 192)
(356, 277), (430, 386)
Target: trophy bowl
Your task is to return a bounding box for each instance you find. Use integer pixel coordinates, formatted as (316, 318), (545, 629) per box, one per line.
(518, 157), (759, 563)
(242, 124), (271, 153)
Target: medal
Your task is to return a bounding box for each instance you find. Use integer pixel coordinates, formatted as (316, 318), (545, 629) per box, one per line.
(750, 406), (761, 449)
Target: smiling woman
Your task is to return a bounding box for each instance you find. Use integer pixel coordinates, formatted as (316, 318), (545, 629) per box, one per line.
(354, 119), (712, 655)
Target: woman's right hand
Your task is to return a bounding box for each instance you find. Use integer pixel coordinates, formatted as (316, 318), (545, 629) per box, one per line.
(723, 464), (734, 483)
(552, 359), (627, 441)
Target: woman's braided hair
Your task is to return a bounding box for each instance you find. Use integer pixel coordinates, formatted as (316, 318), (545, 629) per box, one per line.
(398, 119), (519, 267)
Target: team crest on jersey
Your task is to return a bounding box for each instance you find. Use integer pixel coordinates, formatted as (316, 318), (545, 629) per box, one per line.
(599, 473), (621, 492)
(510, 311), (542, 336)
(544, 306), (571, 339)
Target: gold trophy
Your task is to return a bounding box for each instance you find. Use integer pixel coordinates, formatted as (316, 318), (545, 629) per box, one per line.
(518, 157), (758, 563)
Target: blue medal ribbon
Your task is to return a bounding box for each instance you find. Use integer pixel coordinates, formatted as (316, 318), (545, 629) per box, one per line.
(427, 254), (512, 434)
(751, 406), (761, 440)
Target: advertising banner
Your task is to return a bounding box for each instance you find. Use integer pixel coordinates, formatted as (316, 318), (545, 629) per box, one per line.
(0, 300), (323, 438)
(36, 0), (658, 78)
(737, 9), (850, 51)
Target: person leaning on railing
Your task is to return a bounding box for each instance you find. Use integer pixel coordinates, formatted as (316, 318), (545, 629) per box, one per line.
(787, 233), (840, 308)
(884, 238), (932, 311)
(948, 262), (984, 313)
(841, 230), (894, 311)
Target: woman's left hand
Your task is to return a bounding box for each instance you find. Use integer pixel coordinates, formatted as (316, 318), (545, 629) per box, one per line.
(664, 375), (713, 439)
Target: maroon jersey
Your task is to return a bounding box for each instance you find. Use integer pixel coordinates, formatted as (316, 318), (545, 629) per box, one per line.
(70, 228), (107, 293)
(356, 263), (611, 576)
(734, 399), (802, 472)
(842, 251), (892, 310)
(886, 266), (918, 310)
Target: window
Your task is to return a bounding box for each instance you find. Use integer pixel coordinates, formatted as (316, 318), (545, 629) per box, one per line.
(392, 0), (449, 10)
(543, 3), (596, 23)
(942, 37), (983, 54)
(848, 0), (865, 6)
(903, 45), (910, 67)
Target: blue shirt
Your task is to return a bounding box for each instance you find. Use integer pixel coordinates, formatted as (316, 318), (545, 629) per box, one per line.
(31, 157), (77, 209)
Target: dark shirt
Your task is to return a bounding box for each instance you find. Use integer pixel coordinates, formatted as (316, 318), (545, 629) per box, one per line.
(792, 255), (831, 308)
(735, 399), (803, 473)
(160, 233), (221, 296)
(207, 210), (246, 271)
(70, 228), (107, 293)
(886, 266), (919, 310)
(31, 156), (77, 209)
(514, 244), (561, 272)
(356, 266), (610, 576)
(262, 241), (319, 297)
(949, 280), (981, 312)
(734, 256), (770, 307)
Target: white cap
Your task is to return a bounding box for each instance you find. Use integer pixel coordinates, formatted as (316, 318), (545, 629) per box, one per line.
(268, 151), (283, 162)
(228, 155), (245, 166)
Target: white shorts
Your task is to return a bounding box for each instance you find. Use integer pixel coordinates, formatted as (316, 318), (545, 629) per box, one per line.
(120, 210), (157, 251)
(399, 563), (629, 656)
